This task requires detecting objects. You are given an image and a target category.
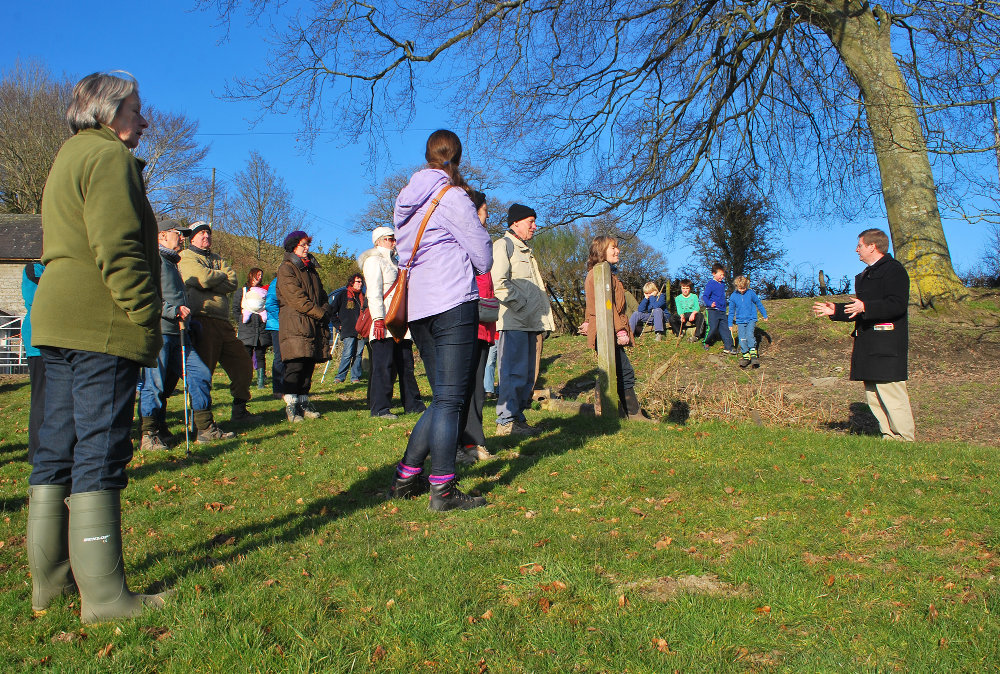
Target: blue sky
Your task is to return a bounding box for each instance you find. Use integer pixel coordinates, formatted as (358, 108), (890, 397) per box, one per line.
(3, 1), (992, 286)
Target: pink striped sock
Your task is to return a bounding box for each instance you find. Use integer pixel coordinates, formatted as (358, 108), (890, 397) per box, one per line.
(397, 462), (421, 478)
(428, 473), (455, 485)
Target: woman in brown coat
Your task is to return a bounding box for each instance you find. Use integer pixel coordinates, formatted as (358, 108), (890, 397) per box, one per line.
(276, 230), (331, 422)
(584, 235), (652, 421)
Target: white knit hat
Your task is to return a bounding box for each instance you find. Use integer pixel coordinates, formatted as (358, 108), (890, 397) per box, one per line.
(372, 226), (395, 245)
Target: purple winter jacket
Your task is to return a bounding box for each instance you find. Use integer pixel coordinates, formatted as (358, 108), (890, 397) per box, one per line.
(394, 169), (493, 321)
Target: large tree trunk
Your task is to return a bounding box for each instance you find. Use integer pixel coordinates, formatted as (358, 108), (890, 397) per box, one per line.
(804, 1), (967, 306)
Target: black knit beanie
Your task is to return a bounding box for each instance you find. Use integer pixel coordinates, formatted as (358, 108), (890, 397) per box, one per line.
(507, 203), (536, 227)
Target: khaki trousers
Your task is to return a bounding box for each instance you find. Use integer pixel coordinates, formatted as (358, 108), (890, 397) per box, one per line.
(864, 381), (915, 442)
(194, 316), (253, 402)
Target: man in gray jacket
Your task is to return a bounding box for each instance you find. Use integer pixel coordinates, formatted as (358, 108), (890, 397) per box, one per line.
(139, 219), (233, 449)
(492, 204), (555, 436)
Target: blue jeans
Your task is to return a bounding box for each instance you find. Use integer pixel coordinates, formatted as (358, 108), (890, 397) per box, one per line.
(628, 309), (665, 334)
(335, 335), (365, 382)
(483, 342), (498, 394)
(268, 329), (286, 395)
(139, 333), (212, 422)
(31, 348), (140, 493)
(402, 300), (478, 476)
(704, 308), (735, 350)
(736, 320), (757, 353)
(496, 330), (538, 425)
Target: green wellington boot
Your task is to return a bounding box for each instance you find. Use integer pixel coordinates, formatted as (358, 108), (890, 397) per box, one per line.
(27, 484), (76, 611)
(68, 490), (167, 624)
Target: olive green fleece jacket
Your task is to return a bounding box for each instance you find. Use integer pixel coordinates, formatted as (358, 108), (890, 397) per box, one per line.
(178, 246), (238, 320)
(33, 126), (162, 366)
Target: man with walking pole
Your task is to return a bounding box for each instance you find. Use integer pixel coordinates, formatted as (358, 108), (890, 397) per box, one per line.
(138, 219), (233, 450)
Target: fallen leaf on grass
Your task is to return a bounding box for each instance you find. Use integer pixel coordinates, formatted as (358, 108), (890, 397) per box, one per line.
(538, 597), (551, 613)
(51, 630), (86, 644)
(386, 599), (395, 608)
(533, 538), (550, 548)
(724, 486), (735, 495)
(263, 579), (278, 587)
(651, 637), (673, 653)
(754, 606), (771, 614)
(938, 638), (948, 649)
(481, 609), (493, 620)
(618, 594), (629, 607)
(96, 643), (113, 658)
(928, 604), (938, 622)
(140, 626), (172, 641)
(517, 487), (527, 494)
(654, 537), (673, 550)
(205, 502), (225, 512)
(519, 563), (544, 575)
(824, 575), (835, 587)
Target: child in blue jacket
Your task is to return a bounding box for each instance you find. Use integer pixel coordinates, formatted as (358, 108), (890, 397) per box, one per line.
(728, 275), (768, 367)
(700, 263), (736, 354)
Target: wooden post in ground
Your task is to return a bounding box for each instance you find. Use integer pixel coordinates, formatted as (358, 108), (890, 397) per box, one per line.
(593, 262), (619, 417)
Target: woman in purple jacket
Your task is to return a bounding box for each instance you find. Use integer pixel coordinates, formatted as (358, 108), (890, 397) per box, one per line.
(389, 130), (493, 511)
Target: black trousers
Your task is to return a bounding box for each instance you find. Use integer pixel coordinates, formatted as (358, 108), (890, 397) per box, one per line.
(367, 338), (423, 416)
(28, 355), (46, 464)
(283, 358), (316, 396)
(459, 339), (489, 447)
(669, 312), (705, 338)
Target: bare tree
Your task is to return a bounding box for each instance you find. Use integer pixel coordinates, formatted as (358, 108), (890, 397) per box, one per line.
(221, 150), (294, 266)
(0, 60), (71, 213)
(679, 175), (785, 288)
(353, 163), (507, 237)
(200, 0), (1000, 305)
(136, 107), (211, 216)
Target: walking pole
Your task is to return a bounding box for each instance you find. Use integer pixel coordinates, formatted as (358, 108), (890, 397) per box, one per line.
(321, 331), (340, 383)
(179, 322), (191, 457)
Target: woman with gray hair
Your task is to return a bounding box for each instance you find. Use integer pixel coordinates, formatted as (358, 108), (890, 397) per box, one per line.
(27, 71), (167, 623)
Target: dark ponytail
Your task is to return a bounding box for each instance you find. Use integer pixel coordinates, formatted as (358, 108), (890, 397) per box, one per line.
(425, 129), (468, 190)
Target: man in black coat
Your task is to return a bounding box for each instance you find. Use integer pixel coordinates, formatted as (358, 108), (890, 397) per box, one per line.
(328, 273), (366, 383)
(813, 228), (915, 441)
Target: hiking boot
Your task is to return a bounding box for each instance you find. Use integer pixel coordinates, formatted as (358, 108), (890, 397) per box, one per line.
(390, 473), (429, 499)
(27, 485), (76, 611)
(196, 423), (235, 444)
(749, 349), (760, 368)
(722, 349), (738, 356)
(298, 395), (321, 419)
(739, 353), (751, 368)
(283, 394), (303, 423)
(428, 478), (486, 512)
(231, 399), (254, 422)
(455, 446), (478, 465)
(468, 444), (494, 461)
(514, 420), (541, 435)
(655, 332), (663, 342)
(139, 432), (167, 451)
(373, 411), (398, 419)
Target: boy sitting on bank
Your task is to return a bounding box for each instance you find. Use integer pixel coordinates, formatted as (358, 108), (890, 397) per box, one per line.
(669, 279), (705, 340)
(700, 263), (737, 354)
(628, 281), (667, 340)
(727, 275), (768, 368)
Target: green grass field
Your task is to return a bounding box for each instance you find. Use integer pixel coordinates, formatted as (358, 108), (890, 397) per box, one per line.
(1, 342), (997, 671)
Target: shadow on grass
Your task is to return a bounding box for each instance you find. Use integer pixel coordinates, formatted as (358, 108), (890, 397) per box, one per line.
(467, 412), (621, 495)
(824, 402), (880, 436)
(0, 495), (27, 514)
(128, 406), (620, 587)
(1, 442), (29, 466)
(129, 460), (398, 586)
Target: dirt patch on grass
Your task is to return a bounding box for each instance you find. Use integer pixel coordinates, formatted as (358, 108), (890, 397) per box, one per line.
(623, 573), (748, 601)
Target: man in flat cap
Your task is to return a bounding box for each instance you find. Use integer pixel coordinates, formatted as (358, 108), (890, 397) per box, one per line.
(178, 222), (255, 422)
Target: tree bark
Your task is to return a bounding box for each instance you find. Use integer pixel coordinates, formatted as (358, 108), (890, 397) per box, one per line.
(803, 1), (967, 305)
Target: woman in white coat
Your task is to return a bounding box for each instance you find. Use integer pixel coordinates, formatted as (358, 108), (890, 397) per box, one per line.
(359, 226), (426, 418)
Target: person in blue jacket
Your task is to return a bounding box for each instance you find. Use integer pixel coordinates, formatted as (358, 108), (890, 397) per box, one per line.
(264, 279), (285, 398)
(21, 261), (46, 463)
(727, 275), (768, 368)
(628, 281), (667, 340)
(700, 263), (736, 354)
